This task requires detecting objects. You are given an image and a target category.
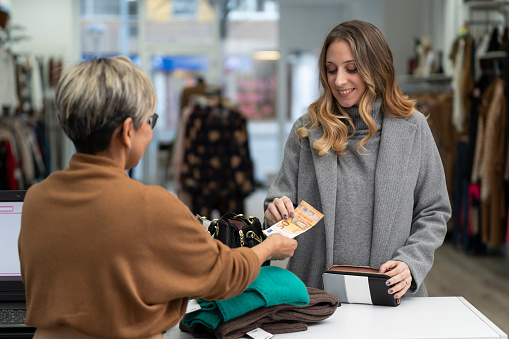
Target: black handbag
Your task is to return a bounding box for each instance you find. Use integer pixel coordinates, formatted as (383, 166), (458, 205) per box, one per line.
(196, 212), (269, 265)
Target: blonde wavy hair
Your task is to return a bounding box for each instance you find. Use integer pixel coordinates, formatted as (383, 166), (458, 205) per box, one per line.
(298, 20), (415, 156)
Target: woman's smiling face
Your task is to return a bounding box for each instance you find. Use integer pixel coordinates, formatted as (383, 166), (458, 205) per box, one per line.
(326, 40), (367, 108)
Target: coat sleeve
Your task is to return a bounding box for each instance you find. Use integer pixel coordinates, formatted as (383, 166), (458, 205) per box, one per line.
(392, 116), (451, 294)
(264, 116), (309, 215)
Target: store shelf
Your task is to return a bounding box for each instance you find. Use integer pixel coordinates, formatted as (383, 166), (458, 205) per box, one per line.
(398, 73), (452, 83)
(465, 0), (509, 12)
(479, 50), (508, 59)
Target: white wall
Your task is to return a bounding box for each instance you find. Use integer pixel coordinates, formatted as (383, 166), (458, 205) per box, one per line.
(382, 0), (462, 77)
(9, 0), (80, 67)
(382, 0), (433, 76)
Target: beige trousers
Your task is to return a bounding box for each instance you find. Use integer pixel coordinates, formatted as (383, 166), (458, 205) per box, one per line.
(34, 326), (164, 339)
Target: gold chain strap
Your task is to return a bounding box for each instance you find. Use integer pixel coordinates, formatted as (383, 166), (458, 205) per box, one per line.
(246, 230), (263, 244)
(239, 230), (245, 246)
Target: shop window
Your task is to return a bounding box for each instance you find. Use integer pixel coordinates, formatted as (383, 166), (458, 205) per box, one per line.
(225, 56), (277, 120)
(81, 0), (138, 56)
(144, 0), (214, 44)
(172, 0), (198, 19)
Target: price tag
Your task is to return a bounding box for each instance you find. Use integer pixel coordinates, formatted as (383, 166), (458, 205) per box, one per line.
(185, 299), (201, 314)
(246, 328), (273, 339)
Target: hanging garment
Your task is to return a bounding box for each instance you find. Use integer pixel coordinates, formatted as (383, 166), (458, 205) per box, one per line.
(181, 105), (254, 216)
(422, 93), (456, 206)
(0, 140), (17, 189)
(0, 125), (21, 189)
(475, 78), (507, 246)
(172, 104), (196, 209)
(452, 140), (470, 248)
(0, 45), (19, 113)
(0, 116), (48, 189)
(488, 26), (500, 52)
(48, 58), (63, 88)
(28, 55), (44, 114)
(34, 118), (50, 174)
(451, 39), (466, 133)
(474, 32), (490, 83)
(179, 83), (208, 114)
(479, 78), (505, 201)
(467, 183), (481, 237)
(506, 207), (509, 246)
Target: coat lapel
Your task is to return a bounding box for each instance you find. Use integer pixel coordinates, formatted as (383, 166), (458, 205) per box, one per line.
(308, 127), (337, 268)
(370, 116), (417, 267)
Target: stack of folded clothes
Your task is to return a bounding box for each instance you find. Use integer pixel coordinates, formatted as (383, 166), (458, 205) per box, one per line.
(180, 266), (340, 339)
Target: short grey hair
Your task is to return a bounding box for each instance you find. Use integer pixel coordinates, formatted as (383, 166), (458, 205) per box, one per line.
(55, 56), (156, 154)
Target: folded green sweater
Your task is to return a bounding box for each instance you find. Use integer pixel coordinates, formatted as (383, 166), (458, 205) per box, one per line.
(183, 266), (309, 329)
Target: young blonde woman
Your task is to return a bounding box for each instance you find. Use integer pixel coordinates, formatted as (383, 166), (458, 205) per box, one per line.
(264, 20), (451, 302)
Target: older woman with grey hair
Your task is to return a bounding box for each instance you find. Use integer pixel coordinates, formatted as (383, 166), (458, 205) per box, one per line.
(19, 56), (297, 339)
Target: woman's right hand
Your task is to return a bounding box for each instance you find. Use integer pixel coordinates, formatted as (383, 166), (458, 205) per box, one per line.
(251, 234), (297, 265)
(265, 196), (295, 226)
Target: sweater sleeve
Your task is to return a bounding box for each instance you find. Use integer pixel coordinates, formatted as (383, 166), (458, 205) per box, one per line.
(392, 115), (451, 293)
(133, 187), (260, 304)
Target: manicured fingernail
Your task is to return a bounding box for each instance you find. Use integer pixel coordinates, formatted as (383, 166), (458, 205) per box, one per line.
(284, 214), (288, 219)
(290, 212), (295, 217)
(397, 298), (400, 304)
(388, 289), (393, 294)
(386, 281), (391, 286)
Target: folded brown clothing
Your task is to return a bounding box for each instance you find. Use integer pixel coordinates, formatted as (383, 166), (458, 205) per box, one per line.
(179, 320), (307, 338)
(217, 317), (308, 339)
(180, 287), (339, 339)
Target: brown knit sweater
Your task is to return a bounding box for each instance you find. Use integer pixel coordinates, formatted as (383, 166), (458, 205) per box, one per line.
(18, 153), (260, 339)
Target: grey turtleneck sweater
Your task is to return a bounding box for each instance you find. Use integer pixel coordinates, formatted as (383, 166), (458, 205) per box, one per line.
(333, 100), (383, 266)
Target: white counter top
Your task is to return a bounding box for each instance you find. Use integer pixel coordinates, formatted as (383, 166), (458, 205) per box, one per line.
(164, 297), (507, 339)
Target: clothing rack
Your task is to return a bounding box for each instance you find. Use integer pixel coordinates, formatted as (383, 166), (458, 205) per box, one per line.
(0, 18), (65, 187)
(467, 20), (504, 26)
(443, 1), (509, 255)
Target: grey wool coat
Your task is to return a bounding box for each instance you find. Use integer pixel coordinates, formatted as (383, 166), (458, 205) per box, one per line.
(264, 110), (451, 296)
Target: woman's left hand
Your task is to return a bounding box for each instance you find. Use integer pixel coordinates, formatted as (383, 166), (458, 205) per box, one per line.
(378, 260), (412, 302)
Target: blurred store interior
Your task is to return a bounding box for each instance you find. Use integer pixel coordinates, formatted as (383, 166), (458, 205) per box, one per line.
(1, 0), (509, 333)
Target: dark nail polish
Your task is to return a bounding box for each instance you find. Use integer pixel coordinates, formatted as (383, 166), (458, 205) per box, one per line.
(388, 289), (393, 294)
(284, 214), (288, 219)
(290, 212), (295, 217)
(386, 281), (391, 286)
